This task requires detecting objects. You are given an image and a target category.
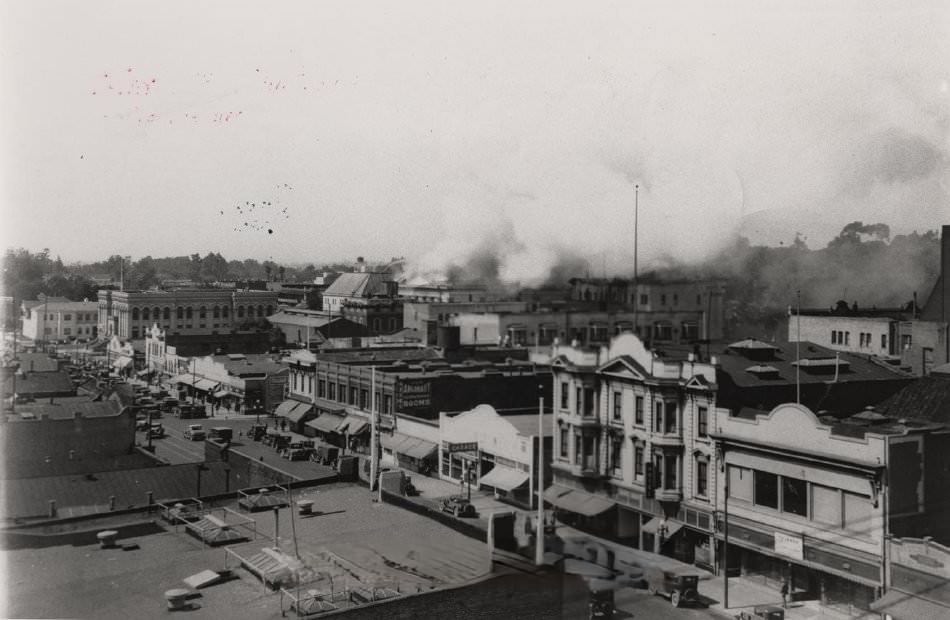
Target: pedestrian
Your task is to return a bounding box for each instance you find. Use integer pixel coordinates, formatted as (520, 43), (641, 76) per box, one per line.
(780, 579), (789, 609)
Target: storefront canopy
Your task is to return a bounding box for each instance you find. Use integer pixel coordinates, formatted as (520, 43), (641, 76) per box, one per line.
(112, 357), (132, 369)
(213, 389), (233, 399)
(543, 485), (573, 503)
(193, 379), (218, 391)
(550, 488), (615, 517)
(871, 589), (950, 619)
(479, 465), (530, 491)
(170, 374), (194, 386)
(286, 403), (314, 424)
(641, 518), (684, 538)
(338, 415), (369, 435)
(274, 400), (298, 418)
(381, 432), (410, 451)
(307, 413), (344, 434)
(398, 438), (437, 460)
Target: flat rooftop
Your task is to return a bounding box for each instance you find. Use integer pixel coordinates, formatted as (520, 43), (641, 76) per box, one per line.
(3, 483), (491, 619)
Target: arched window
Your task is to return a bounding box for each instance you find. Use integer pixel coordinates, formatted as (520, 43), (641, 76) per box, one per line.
(237, 306), (245, 318)
(163, 307), (170, 320)
(266, 305), (273, 316)
(257, 305), (264, 317)
(246, 306), (254, 319)
(186, 307), (193, 320)
(132, 307), (140, 321)
(222, 306), (229, 318)
(142, 307), (150, 321)
(199, 306), (207, 319)
(213, 306), (220, 319)
(176, 307), (183, 320)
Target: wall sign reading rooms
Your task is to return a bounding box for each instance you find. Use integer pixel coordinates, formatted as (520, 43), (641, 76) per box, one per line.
(398, 380), (432, 409)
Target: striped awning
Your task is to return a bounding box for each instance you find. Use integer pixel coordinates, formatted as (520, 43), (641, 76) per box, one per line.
(339, 415), (369, 435)
(286, 403), (314, 423)
(274, 400), (298, 418)
(307, 413), (344, 434)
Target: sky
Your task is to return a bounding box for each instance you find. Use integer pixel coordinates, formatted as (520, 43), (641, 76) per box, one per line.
(1, 0), (948, 282)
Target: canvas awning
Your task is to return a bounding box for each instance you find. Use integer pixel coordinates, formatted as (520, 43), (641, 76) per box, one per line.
(274, 400), (298, 418)
(286, 403), (314, 423)
(112, 357), (132, 369)
(479, 465), (530, 491)
(311, 397), (346, 415)
(398, 438), (437, 460)
(136, 369), (151, 377)
(213, 389), (234, 399)
(641, 518), (684, 538)
(307, 414), (344, 434)
(543, 485), (573, 503)
(381, 432), (410, 451)
(193, 379), (218, 391)
(871, 589), (950, 618)
(170, 374), (194, 386)
(338, 415), (369, 435)
(550, 488), (615, 517)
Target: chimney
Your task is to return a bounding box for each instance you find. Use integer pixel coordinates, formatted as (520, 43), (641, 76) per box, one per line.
(943, 224), (950, 323)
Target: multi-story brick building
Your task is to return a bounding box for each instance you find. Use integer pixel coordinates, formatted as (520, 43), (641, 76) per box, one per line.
(97, 289), (278, 340)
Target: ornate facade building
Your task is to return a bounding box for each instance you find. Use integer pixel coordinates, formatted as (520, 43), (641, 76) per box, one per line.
(97, 289), (278, 340)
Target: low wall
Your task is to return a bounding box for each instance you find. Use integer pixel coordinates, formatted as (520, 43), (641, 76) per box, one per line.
(322, 569), (588, 619)
(380, 489), (485, 544)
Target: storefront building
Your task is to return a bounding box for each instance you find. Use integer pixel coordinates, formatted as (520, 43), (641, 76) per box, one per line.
(438, 404), (552, 509)
(712, 402), (945, 615)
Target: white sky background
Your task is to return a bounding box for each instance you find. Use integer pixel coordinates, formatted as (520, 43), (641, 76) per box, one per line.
(1, 1), (948, 281)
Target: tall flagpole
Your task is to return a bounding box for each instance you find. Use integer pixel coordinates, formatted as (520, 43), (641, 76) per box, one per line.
(370, 366), (378, 492)
(535, 389), (545, 566)
(796, 290), (801, 404)
(634, 184), (639, 334)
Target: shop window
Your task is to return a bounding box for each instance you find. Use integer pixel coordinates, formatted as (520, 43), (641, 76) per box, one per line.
(782, 477), (808, 517)
(754, 470), (779, 509)
(729, 466), (753, 501)
(635, 396), (644, 425)
(843, 492), (872, 536)
(811, 484), (841, 526)
(560, 382), (569, 409)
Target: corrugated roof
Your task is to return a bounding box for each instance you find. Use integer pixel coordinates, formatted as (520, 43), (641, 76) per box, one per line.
(14, 399), (121, 420)
(323, 272), (391, 298)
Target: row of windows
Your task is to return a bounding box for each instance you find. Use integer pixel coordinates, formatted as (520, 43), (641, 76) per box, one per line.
(579, 291), (704, 307)
(128, 305), (274, 322)
(560, 382), (709, 437)
(290, 371), (395, 413)
(729, 465), (872, 535)
(558, 427), (711, 497)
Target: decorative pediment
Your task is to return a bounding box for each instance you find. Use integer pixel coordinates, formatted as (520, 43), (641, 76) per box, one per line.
(685, 375), (713, 390)
(597, 355), (648, 381)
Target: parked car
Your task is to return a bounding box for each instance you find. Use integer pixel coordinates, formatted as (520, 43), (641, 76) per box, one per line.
(645, 566), (701, 608)
(184, 424), (206, 441)
(208, 427), (233, 442)
(439, 496), (477, 518)
(736, 606), (784, 620)
(135, 415), (150, 431)
(147, 423), (165, 439)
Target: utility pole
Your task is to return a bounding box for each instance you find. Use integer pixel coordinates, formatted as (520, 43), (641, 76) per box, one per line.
(633, 184), (640, 334)
(722, 442), (730, 609)
(535, 388), (545, 566)
(796, 290), (801, 404)
(370, 366), (378, 492)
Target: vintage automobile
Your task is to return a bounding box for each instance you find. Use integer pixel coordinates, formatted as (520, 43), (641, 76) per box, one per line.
(645, 566), (701, 608)
(736, 606), (785, 620)
(184, 424), (206, 441)
(208, 427), (233, 443)
(147, 423), (165, 439)
(440, 496), (477, 518)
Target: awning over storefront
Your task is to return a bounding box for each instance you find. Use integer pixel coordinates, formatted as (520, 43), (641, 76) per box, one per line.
(543, 485), (573, 503)
(136, 369), (150, 377)
(871, 589), (950, 618)
(338, 415), (369, 435)
(307, 413), (345, 434)
(381, 432), (410, 451)
(286, 403), (314, 423)
(311, 397), (346, 415)
(112, 357), (132, 369)
(479, 465), (530, 491)
(193, 379), (218, 391)
(641, 519), (685, 538)
(213, 389), (234, 399)
(550, 488), (615, 517)
(170, 374), (194, 385)
(274, 400), (298, 418)
(398, 438), (437, 460)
